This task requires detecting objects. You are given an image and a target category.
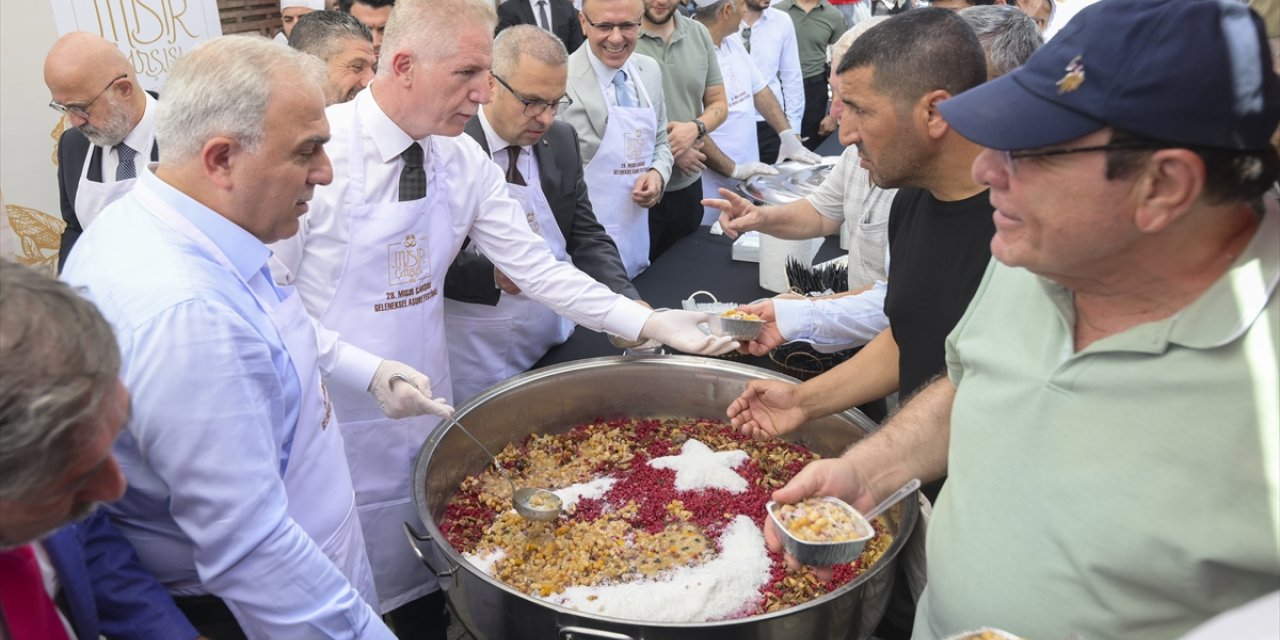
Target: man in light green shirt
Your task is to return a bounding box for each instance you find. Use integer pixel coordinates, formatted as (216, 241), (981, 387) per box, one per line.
(753, 0), (1280, 637)
(774, 0), (844, 150)
(636, 0), (727, 260)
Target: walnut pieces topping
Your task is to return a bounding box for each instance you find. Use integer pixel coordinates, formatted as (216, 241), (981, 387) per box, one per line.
(439, 418), (895, 619)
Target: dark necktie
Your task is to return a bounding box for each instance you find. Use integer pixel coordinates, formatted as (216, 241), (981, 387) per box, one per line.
(537, 0), (551, 31)
(115, 143), (137, 181)
(505, 145), (527, 186)
(399, 142), (425, 201)
(742, 26), (752, 53)
(0, 546), (72, 640)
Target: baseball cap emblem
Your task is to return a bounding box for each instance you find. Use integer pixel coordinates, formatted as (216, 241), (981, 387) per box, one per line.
(1056, 55), (1085, 94)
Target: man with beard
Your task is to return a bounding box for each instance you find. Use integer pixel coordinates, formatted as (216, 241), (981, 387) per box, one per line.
(635, 0), (727, 260)
(738, 0), (804, 163)
(290, 10), (378, 104)
(45, 32), (158, 270)
(0, 260), (200, 640)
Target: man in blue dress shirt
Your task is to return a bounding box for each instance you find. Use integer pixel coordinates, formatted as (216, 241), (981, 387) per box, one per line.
(60, 35), (441, 639)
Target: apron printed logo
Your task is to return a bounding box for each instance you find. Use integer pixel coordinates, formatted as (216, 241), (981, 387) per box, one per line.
(376, 233), (439, 312)
(624, 129), (646, 163)
(526, 210), (541, 234)
(388, 233), (428, 285)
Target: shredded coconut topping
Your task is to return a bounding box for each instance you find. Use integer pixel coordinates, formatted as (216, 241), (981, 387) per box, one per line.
(649, 439), (750, 493)
(546, 515), (772, 622)
(553, 477), (618, 510)
(463, 548), (506, 576)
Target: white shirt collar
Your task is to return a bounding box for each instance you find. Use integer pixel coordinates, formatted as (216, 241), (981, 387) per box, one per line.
(585, 45), (628, 86)
(476, 105), (526, 157)
(120, 91), (158, 154)
(357, 84), (423, 164)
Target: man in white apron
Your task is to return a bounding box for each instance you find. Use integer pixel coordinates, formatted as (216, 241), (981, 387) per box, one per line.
(45, 32), (158, 271)
(61, 36), (410, 639)
(560, 0), (673, 278)
(691, 0), (821, 225)
(444, 26), (641, 404)
(269, 0), (736, 635)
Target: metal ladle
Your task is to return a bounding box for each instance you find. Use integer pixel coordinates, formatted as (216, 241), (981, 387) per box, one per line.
(437, 412), (563, 522)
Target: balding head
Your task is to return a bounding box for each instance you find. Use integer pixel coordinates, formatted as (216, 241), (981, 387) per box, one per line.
(44, 32), (146, 147)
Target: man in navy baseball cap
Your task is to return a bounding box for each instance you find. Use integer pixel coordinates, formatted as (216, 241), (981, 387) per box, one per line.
(939, 0), (1279, 151)
(765, 0), (1280, 637)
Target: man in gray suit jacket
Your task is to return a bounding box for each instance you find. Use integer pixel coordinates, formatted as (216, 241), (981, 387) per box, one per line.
(443, 25), (642, 402)
(558, 0), (673, 276)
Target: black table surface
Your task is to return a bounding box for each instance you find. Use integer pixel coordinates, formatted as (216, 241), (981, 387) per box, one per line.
(534, 226), (843, 368)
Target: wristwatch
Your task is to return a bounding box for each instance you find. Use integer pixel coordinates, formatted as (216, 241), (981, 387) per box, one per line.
(693, 118), (707, 139)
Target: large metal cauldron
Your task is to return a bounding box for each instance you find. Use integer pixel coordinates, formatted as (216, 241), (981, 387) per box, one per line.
(406, 356), (917, 640)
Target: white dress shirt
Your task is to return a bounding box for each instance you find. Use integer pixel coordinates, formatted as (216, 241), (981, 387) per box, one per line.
(740, 7), (805, 130)
(527, 0), (553, 30)
(61, 168), (389, 639)
(772, 144), (894, 351)
(477, 107), (540, 186)
(586, 46), (640, 108)
(270, 87), (650, 358)
(98, 92), (158, 182)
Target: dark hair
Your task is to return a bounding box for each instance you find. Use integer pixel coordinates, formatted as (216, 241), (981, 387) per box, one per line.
(338, 0), (395, 11)
(289, 9), (373, 57)
(1106, 130), (1280, 205)
(837, 8), (987, 110)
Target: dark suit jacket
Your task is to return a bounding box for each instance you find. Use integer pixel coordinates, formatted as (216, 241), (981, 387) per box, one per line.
(443, 116), (638, 306)
(37, 510), (197, 640)
(56, 126), (158, 271)
(497, 0), (585, 54)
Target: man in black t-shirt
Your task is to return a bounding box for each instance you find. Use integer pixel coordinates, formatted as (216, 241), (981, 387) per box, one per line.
(725, 9), (993, 439)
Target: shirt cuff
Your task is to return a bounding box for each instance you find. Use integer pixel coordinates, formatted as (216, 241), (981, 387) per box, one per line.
(602, 299), (652, 342)
(773, 298), (810, 343)
(326, 340), (384, 394)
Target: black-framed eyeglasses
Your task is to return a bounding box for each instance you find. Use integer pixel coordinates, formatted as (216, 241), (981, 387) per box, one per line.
(581, 12), (642, 35)
(492, 73), (574, 117)
(1001, 142), (1165, 176)
(49, 73), (127, 120)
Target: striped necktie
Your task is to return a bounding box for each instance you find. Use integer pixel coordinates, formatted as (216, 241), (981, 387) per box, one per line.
(115, 143), (138, 181)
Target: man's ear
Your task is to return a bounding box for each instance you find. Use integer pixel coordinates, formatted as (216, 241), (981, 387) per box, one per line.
(389, 50), (415, 87)
(1132, 148), (1204, 234)
(202, 137), (237, 190)
(921, 89), (952, 140)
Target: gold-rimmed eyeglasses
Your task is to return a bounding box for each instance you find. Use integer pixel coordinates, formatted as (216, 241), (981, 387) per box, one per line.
(581, 13), (642, 35)
(492, 73), (574, 117)
(49, 73), (127, 120)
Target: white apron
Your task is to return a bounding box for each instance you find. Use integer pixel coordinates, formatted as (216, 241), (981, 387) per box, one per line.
(134, 183), (379, 610)
(584, 60), (657, 279)
(702, 40), (761, 226)
(74, 144), (153, 229)
(318, 107), (453, 611)
(443, 159), (574, 404)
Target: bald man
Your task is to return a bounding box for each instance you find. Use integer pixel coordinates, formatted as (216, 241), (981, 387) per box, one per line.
(45, 32), (156, 270)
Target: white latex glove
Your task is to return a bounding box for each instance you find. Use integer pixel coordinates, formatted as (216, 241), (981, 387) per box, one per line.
(731, 162), (780, 181)
(369, 360), (454, 419)
(638, 309), (739, 356)
(777, 129), (823, 164)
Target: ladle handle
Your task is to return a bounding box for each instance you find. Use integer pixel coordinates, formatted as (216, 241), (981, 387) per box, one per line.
(438, 413), (516, 490)
(863, 478), (921, 521)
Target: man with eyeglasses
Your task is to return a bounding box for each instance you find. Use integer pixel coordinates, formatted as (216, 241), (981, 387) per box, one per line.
(269, 1), (736, 634)
(738, 0), (804, 164)
(44, 32), (157, 271)
(443, 25), (642, 403)
(761, 0), (1280, 637)
(561, 0), (673, 277)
